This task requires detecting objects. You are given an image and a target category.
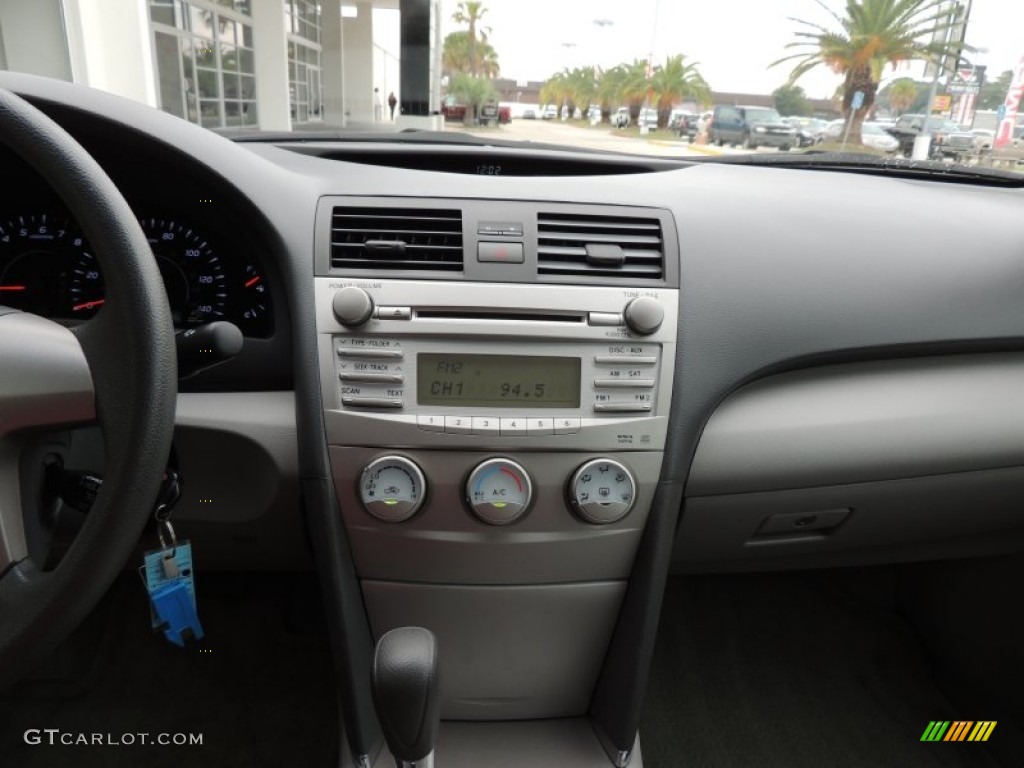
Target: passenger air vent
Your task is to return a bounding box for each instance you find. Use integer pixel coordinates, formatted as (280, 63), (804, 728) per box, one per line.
(331, 207), (463, 271)
(537, 212), (664, 280)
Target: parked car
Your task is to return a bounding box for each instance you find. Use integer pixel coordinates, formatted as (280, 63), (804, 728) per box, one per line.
(522, 108), (537, 120)
(782, 117), (827, 147)
(971, 129), (995, 152)
(671, 111), (699, 141)
(885, 114), (975, 159)
(637, 108), (659, 129)
(541, 104), (557, 120)
(612, 107), (631, 128)
(819, 120), (899, 153)
(711, 105), (798, 150)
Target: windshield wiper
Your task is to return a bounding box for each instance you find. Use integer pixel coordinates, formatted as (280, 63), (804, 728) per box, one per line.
(696, 151), (1024, 186)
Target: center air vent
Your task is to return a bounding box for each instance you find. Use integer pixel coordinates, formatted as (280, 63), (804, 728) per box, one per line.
(331, 207), (463, 271)
(537, 212), (664, 280)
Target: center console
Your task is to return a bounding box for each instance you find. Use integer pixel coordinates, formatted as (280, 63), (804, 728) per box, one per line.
(314, 197), (679, 727)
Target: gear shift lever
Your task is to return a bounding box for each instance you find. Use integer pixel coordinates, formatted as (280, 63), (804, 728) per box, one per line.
(371, 627), (441, 768)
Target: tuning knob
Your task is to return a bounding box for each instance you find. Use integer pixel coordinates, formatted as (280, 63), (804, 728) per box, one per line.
(333, 286), (374, 327)
(623, 296), (664, 335)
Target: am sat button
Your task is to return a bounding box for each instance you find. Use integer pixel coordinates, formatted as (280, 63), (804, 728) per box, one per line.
(478, 241), (525, 264)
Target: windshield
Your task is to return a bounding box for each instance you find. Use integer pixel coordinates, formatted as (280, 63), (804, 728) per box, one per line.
(0, 0), (1022, 169)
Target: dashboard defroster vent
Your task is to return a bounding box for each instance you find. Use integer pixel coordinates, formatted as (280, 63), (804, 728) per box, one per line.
(537, 212), (664, 280)
(331, 207), (463, 271)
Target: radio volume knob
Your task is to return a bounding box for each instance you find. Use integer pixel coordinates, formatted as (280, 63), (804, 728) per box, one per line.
(333, 286), (375, 326)
(623, 296), (664, 335)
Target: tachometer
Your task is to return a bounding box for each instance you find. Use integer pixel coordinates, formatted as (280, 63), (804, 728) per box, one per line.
(0, 214), (84, 316)
(69, 218), (227, 326)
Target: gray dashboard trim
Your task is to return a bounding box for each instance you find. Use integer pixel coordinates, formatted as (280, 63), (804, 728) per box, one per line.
(687, 353), (1024, 496)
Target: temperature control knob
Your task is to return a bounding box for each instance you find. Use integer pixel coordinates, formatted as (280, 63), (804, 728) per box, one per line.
(360, 456), (427, 522)
(465, 458), (532, 525)
(333, 286), (374, 327)
(623, 296), (664, 335)
(569, 458), (636, 525)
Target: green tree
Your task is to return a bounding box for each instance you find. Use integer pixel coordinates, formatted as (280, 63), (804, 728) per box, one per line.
(539, 71), (572, 115)
(886, 77), (919, 115)
(774, 0), (974, 145)
(449, 73), (499, 124)
(978, 69), (1012, 110)
(650, 54), (711, 126)
(772, 84), (812, 116)
(443, 31), (500, 78)
(451, 1), (491, 78)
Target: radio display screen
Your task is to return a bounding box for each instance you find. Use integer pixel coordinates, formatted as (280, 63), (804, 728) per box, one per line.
(417, 354), (581, 408)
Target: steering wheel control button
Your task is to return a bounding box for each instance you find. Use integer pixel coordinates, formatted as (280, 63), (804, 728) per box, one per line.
(360, 456), (427, 523)
(337, 348), (404, 359)
(472, 416), (500, 436)
(343, 396), (404, 409)
(554, 417), (581, 435)
(444, 416), (473, 434)
(593, 402), (652, 413)
(588, 312), (623, 327)
(499, 417), (527, 436)
(478, 242), (525, 263)
(376, 306), (411, 320)
(466, 458), (533, 525)
(623, 296), (665, 335)
(569, 458), (637, 525)
(526, 417), (555, 436)
(333, 286), (375, 326)
(417, 415), (445, 432)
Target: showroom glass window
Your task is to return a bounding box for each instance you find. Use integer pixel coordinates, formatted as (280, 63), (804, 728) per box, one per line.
(149, 0), (257, 128)
(285, 0), (322, 123)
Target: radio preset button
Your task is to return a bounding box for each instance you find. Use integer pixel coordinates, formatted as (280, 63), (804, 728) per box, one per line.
(472, 417), (500, 436)
(594, 355), (657, 365)
(499, 418), (527, 436)
(336, 348), (404, 360)
(417, 415), (445, 432)
(343, 396), (404, 409)
(445, 416), (473, 434)
(594, 378), (655, 388)
(526, 417), (555, 436)
(593, 402), (652, 413)
(554, 417), (581, 435)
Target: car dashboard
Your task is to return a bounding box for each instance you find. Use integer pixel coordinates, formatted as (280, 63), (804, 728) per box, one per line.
(3, 71), (1024, 767)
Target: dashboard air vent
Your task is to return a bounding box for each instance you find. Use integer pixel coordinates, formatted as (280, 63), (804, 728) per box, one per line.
(537, 212), (664, 280)
(331, 207), (463, 271)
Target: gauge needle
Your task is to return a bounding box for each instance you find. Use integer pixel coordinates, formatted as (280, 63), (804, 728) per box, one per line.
(0, 285), (27, 291)
(72, 299), (106, 311)
(244, 276), (261, 288)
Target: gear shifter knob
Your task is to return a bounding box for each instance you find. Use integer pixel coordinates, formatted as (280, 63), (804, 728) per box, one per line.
(372, 627), (441, 767)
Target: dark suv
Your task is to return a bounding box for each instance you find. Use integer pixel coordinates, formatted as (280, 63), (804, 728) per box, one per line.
(710, 105), (798, 150)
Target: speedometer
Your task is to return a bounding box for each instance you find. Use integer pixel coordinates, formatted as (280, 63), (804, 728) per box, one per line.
(70, 218), (228, 326)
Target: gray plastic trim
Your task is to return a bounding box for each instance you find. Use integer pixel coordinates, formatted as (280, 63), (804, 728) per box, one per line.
(687, 353), (1024, 497)
(362, 580), (627, 720)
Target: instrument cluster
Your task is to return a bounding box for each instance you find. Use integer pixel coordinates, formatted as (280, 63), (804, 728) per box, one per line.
(0, 213), (272, 337)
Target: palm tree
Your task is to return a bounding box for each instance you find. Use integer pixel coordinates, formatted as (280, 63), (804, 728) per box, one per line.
(887, 77), (918, 115)
(539, 71), (571, 115)
(565, 67), (600, 116)
(650, 54), (711, 127)
(449, 73), (498, 124)
(443, 31), (500, 78)
(451, 1), (490, 78)
(615, 59), (651, 121)
(774, 0), (973, 144)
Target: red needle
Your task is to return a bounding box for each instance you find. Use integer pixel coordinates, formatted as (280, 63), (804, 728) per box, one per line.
(244, 275), (261, 288)
(0, 285), (27, 291)
(72, 299), (106, 311)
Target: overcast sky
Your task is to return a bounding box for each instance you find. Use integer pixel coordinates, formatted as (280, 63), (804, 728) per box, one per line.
(422, 0), (1024, 98)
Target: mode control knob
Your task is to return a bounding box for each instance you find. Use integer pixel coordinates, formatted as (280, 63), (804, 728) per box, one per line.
(569, 458), (636, 525)
(359, 456), (427, 523)
(333, 286), (375, 327)
(465, 458), (532, 525)
(623, 296), (664, 335)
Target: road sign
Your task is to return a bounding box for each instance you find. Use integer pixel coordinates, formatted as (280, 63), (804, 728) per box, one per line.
(996, 105), (1007, 122)
(947, 83), (980, 95)
(851, 90), (865, 109)
(932, 94), (952, 112)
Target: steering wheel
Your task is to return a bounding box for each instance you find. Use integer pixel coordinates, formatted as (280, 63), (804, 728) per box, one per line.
(0, 88), (176, 685)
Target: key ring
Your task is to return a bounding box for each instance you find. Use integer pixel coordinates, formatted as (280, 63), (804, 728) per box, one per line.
(157, 517), (177, 551)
